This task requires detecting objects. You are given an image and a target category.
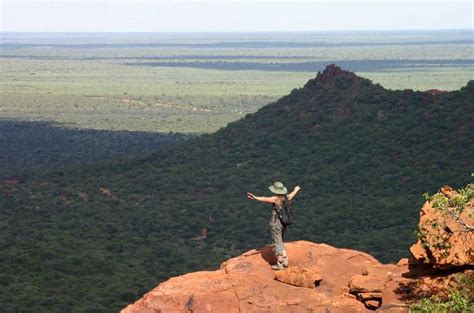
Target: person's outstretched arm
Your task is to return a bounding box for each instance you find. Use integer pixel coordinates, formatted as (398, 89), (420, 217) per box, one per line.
(287, 186), (301, 201)
(247, 192), (276, 204)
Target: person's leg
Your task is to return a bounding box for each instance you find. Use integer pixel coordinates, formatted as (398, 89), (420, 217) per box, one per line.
(270, 223), (285, 270)
(282, 226), (288, 267)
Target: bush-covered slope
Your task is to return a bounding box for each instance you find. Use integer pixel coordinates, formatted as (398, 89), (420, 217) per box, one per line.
(1, 65), (473, 312)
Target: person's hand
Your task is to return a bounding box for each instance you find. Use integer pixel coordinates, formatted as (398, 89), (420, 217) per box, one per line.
(294, 186), (301, 193)
(247, 192), (256, 200)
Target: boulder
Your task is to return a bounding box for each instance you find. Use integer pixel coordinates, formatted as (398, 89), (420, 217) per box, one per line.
(274, 266), (322, 288)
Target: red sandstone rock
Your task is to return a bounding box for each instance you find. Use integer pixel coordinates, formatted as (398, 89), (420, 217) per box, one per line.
(349, 275), (387, 293)
(409, 187), (474, 269)
(274, 266), (322, 288)
(408, 243), (426, 263)
(122, 239), (473, 313)
(319, 64), (349, 81)
(424, 89), (448, 95)
(365, 299), (382, 310)
(122, 241), (382, 313)
(356, 292), (383, 301)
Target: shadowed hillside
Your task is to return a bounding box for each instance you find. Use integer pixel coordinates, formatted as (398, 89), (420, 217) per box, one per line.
(0, 120), (188, 178)
(1, 65), (473, 312)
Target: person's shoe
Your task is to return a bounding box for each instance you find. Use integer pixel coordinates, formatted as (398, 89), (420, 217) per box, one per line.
(271, 261), (284, 270)
(283, 256), (289, 268)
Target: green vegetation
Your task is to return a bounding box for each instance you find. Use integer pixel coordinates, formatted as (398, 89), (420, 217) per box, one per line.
(1, 65), (472, 311)
(414, 181), (473, 254)
(410, 292), (471, 313)
(423, 180), (473, 218)
(410, 273), (474, 313)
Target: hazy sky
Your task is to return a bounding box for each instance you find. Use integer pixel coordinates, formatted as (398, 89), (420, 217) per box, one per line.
(1, 0), (472, 32)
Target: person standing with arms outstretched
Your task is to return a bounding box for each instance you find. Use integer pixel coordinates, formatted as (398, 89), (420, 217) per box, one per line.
(247, 182), (301, 270)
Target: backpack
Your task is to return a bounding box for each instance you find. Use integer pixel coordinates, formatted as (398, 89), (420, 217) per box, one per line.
(276, 197), (293, 226)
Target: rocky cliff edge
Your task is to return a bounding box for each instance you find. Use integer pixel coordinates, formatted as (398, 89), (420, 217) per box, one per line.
(122, 186), (473, 313)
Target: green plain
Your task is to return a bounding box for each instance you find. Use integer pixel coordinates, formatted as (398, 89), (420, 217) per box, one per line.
(1, 31), (473, 133)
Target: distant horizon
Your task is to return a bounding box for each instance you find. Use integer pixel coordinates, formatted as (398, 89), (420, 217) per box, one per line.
(1, 28), (473, 33)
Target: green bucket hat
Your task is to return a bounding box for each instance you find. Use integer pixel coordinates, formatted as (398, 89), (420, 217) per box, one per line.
(268, 181), (288, 195)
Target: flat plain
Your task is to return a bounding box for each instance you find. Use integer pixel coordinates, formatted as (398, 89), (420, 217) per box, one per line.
(1, 30), (473, 133)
